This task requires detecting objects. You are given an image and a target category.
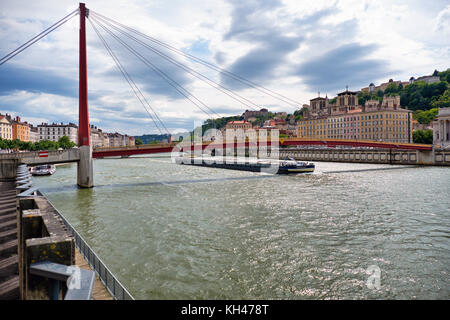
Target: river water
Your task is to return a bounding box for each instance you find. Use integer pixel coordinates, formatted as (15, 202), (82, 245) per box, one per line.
(32, 156), (450, 299)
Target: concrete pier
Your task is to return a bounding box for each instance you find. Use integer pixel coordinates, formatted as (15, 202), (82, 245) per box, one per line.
(77, 145), (94, 188)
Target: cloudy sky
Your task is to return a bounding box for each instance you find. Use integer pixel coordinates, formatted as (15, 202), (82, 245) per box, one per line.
(0, 0), (449, 135)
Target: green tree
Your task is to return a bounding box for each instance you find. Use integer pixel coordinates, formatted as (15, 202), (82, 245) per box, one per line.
(358, 90), (382, 105)
(384, 82), (400, 95)
(413, 108), (438, 124)
(431, 89), (450, 108)
(57, 136), (76, 149)
(413, 129), (433, 144)
(438, 68), (450, 83)
(135, 137), (144, 145)
(36, 140), (59, 151)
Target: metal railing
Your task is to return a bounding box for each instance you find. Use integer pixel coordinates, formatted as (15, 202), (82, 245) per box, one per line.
(49, 200), (135, 300)
(33, 188), (135, 300)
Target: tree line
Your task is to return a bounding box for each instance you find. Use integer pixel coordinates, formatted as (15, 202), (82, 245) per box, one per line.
(0, 136), (76, 151)
(357, 70), (449, 111)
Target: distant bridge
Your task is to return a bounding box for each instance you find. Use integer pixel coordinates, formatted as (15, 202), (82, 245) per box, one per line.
(91, 138), (432, 158)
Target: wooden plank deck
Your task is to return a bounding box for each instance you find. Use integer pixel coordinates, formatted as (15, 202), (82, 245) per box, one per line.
(74, 248), (113, 300)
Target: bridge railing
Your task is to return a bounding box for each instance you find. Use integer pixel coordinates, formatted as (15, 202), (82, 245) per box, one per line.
(0, 149), (73, 160)
(40, 192), (135, 300)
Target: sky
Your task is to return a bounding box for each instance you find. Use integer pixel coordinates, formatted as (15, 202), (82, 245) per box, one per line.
(0, 0), (449, 135)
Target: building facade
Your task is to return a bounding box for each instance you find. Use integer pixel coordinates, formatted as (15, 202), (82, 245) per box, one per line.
(225, 120), (252, 130)
(0, 115), (12, 140)
(37, 122), (78, 144)
(242, 108), (268, 121)
(433, 107), (450, 149)
(297, 93), (413, 143)
(12, 116), (30, 142)
(29, 125), (39, 143)
(90, 125), (105, 148)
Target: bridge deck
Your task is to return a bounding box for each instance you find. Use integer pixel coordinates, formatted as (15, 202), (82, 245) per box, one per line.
(92, 139), (432, 158)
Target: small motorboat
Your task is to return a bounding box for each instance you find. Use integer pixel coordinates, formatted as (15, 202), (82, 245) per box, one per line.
(31, 164), (56, 176)
(278, 157), (315, 174)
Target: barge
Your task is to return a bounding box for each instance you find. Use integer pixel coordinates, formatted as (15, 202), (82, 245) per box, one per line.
(175, 156), (315, 174)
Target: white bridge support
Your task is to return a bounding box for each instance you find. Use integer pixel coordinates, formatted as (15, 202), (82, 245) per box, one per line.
(77, 145), (93, 188)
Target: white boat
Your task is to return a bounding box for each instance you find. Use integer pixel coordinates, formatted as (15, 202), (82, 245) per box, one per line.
(31, 164), (56, 176)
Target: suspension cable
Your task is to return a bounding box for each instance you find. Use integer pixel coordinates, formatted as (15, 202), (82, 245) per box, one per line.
(91, 12), (260, 111)
(90, 15), (221, 122)
(88, 16), (169, 135)
(0, 9), (79, 66)
(89, 10), (302, 107)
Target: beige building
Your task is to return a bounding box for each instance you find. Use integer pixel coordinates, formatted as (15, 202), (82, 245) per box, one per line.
(361, 79), (409, 93)
(29, 125), (39, 143)
(225, 120), (252, 130)
(433, 107), (450, 149)
(297, 94), (413, 143)
(0, 115), (13, 140)
(90, 125), (105, 148)
(38, 122), (78, 144)
(103, 132), (134, 147)
(242, 108), (268, 121)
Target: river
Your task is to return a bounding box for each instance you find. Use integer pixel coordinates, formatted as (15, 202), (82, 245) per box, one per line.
(32, 156), (450, 299)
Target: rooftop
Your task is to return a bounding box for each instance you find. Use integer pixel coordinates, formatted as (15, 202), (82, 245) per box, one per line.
(337, 89), (358, 96)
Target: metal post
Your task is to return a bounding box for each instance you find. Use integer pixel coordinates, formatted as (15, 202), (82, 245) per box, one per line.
(77, 2), (94, 188)
(51, 280), (60, 300)
(78, 2), (90, 147)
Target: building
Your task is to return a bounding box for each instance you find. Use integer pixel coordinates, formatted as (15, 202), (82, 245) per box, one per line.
(0, 114), (12, 140)
(127, 135), (135, 147)
(361, 79), (409, 93)
(433, 107), (450, 149)
(225, 120), (252, 130)
(412, 70), (440, 84)
(103, 132), (134, 147)
(90, 125), (105, 148)
(105, 133), (121, 147)
(263, 119), (288, 131)
(242, 108), (268, 121)
(37, 122), (78, 144)
(11, 116), (30, 142)
(29, 125), (39, 143)
(297, 117), (328, 139)
(297, 94), (413, 143)
(273, 112), (287, 119)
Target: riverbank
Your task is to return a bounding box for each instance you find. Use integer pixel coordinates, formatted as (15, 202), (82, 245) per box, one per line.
(0, 165), (129, 300)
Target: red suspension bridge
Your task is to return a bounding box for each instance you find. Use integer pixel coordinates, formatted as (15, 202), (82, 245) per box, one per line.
(0, 3), (432, 187)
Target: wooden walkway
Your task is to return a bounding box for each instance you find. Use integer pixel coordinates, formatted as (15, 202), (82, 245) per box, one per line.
(74, 248), (113, 300)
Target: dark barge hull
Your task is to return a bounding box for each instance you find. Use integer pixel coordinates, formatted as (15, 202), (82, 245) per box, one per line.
(176, 158), (314, 174)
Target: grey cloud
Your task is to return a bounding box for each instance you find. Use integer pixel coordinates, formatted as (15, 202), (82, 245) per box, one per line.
(0, 64), (77, 97)
(95, 33), (195, 100)
(295, 42), (390, 92)
(220, 0), (302, 89)
(224, 0), (283, 41)
(221, 35), (302, 90)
